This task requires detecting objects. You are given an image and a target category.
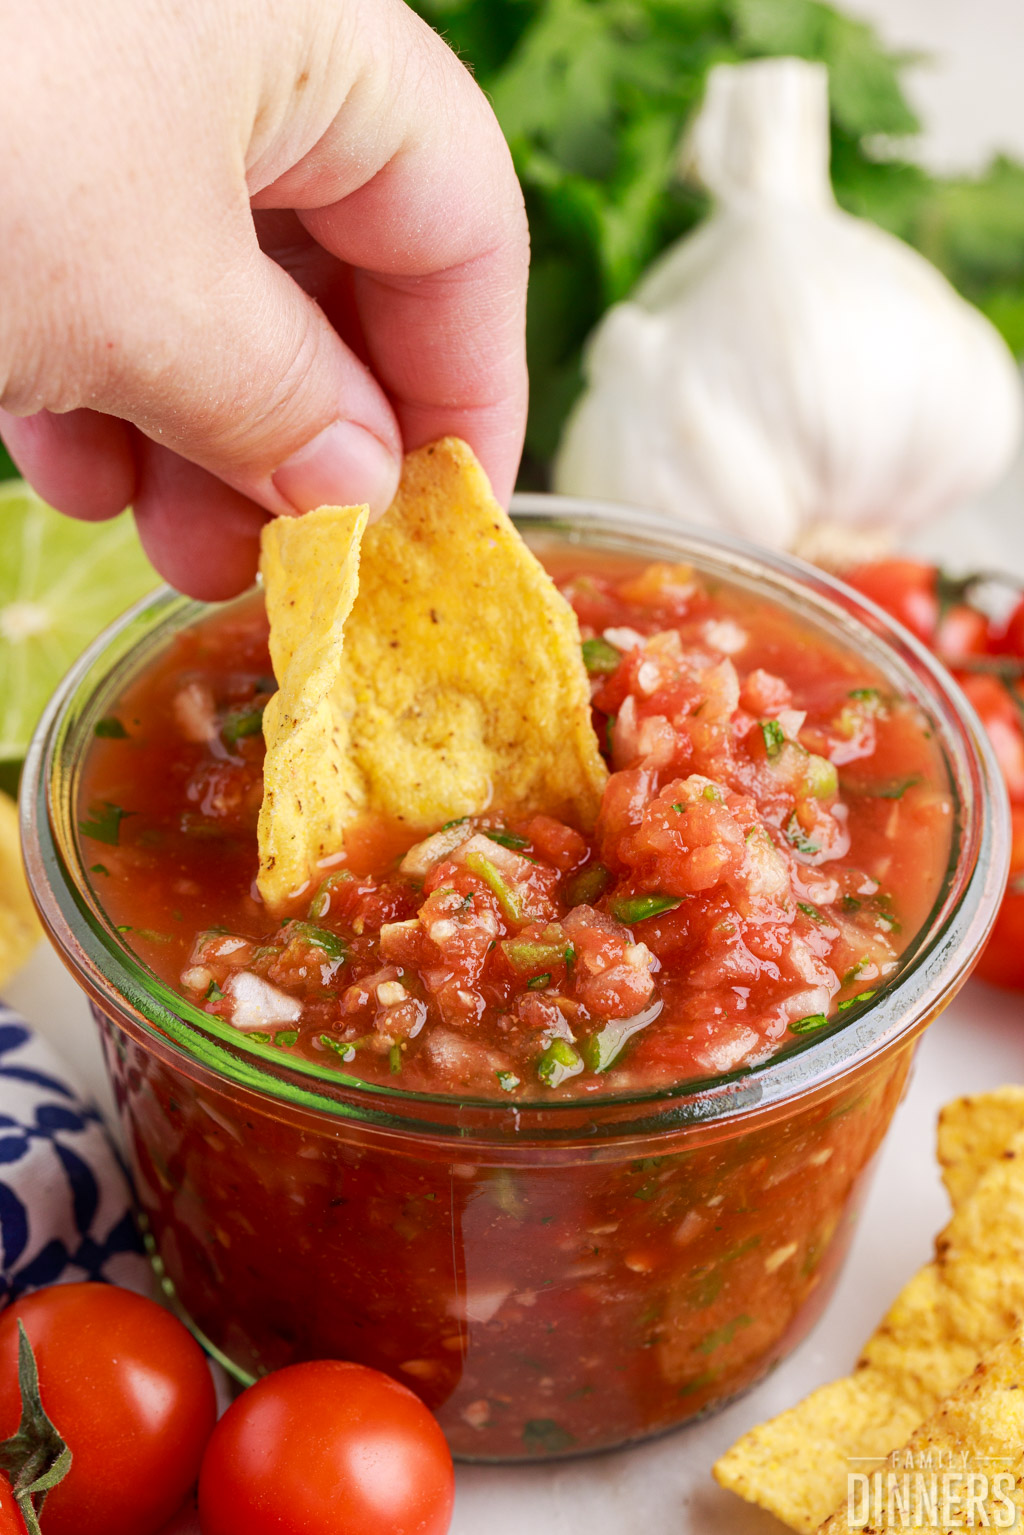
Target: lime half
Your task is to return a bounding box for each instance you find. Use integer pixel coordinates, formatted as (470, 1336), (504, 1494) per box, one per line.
(0, 481), (158, 760)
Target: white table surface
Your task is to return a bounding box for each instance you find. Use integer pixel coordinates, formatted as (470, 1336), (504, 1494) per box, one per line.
(5, 938), (1023, 1535)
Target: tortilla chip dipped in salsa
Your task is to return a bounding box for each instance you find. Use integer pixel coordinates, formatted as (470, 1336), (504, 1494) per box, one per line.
(257, 438), (608, 908)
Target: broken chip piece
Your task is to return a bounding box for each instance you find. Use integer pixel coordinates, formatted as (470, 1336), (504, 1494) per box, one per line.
(817, 1324), (1024, 1533)
(714, 1090), (1024, 1533)
(257, 438), (607, 908)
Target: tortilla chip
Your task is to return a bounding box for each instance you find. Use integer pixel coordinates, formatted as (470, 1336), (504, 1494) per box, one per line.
(258, 439), (608, 907)
(0, 790), (42, 986)
(257, 504), (368, 910)
(714, 1119), (1024, 1533)
(937, 1086), (1024, 1209)
(817, 1326), (1024, 1532)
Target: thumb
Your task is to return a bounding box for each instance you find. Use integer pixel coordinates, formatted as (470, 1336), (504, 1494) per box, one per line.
(123, 246), (403, 520)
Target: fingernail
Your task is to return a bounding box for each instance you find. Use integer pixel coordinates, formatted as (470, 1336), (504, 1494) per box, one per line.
(272, 420), (399, 519)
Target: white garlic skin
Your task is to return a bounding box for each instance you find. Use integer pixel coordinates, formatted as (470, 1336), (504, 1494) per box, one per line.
(553, 59), (1024, 552)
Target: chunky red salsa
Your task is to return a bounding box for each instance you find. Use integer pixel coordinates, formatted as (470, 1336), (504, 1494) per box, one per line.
(79, 556), (952, 1099)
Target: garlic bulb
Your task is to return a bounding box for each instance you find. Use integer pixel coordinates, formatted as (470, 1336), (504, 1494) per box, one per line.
(553, 58), (1024, 557)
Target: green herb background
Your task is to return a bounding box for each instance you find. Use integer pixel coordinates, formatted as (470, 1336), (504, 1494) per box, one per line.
(3, 0), (1022, 488)
(410, 0), (1024, 477)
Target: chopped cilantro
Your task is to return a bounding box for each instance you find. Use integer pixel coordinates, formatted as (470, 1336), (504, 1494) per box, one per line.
(274, 1029), (299, 1046)
(760, 719), (786, 757)
(843, 773), (921, 800)
(842, 895), (862, 913)
(496, 1070), (520, 1093)
(78, 800), (132, 846)
(484, 828), (529, 850)
(672, 801), (685, 812)
(798, 902), (824, 922)
(247, 1032), (273, 1045)
(875, 910), (902, 933)
(286, 922), (347, 960)
(441, 816), (469, 831)
(609, 892), (682, 924)
(526, 973), (552, 990)
(678, 1370), (719, 1397)
(94, 716), (128, 739)
(785, 814), (820, 857)
(698, 1315), (752, 1355)
(838, 991), (877, 1011)
(848, 687), (883, 708)
(790, 1013), (830, 1034)
(581, 636), (622, 675)
(632, 1179), (661, 1201)
(89, 863), (110, 876)
(221, 706), (265, 747)
(320, 1034), (358, 1063)
(522, 1419), (575, 1456)
(873, 776), (921, 800)
(205, 980), (224, 1002)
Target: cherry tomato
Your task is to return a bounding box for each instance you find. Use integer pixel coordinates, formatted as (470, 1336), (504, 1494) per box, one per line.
(975, 806), (1024, 990)
(935, 603), (990, 663)
(197, 1360), (454, 1535)
(846, 559), (939, 645)
(0, 1283), (217, 1535)
(0, 1475), (27, 1535)
(956, 674), (1024, 804)
(995, 595), (1024, 657)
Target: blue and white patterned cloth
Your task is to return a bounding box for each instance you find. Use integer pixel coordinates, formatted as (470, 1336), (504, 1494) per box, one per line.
(0, 1002), (148, 1300)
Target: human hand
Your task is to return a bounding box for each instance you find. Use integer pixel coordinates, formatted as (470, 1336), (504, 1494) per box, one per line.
(0, 0), (528, 597)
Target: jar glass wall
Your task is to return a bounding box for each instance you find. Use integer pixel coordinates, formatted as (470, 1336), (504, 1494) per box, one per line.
(21, 499), (1008, 1460)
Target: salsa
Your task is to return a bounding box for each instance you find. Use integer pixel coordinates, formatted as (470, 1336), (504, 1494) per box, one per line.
(79, 556), (952, 1099)
(61, 543), (969, 1460)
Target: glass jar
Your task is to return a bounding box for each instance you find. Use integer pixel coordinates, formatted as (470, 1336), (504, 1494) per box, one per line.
(21, 498), (1008, 1461)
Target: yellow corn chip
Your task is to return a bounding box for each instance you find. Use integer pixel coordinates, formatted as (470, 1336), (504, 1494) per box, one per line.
(0, 790), (42, 985)
(257, 503), (368, 910)
(714, 1118), (1024, 1533)
(937, 1086), (1024, 1209)
(817, 1326), (1024, 1532)
(258, 438), (607, 908)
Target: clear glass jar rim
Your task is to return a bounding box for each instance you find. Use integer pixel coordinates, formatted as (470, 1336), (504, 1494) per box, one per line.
(21, 495), (1010, 1141)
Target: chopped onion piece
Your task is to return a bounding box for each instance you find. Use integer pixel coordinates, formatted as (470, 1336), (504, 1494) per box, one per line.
(603, 626), (646, 652)
(225, 971), (302, 1031)
(399, 823), (472, 878)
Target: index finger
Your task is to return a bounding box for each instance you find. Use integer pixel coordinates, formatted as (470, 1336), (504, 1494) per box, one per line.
(254, 2), (529, 505)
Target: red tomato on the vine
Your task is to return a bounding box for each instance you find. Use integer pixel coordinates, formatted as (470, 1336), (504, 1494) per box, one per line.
(995, 595), (1024, 657)
(956, 674), (1024, 805)
(197, 1360), (454, 1535)
(0, 1475), (27, 1535)
(974, 805), (1024, 990)
(0, 1284), (217, 1535)
(846, 559), (939, 645)
(848, 556), (1024, 990)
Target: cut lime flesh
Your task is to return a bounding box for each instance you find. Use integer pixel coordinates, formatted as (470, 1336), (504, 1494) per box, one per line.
(0, 481), (158, 760)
